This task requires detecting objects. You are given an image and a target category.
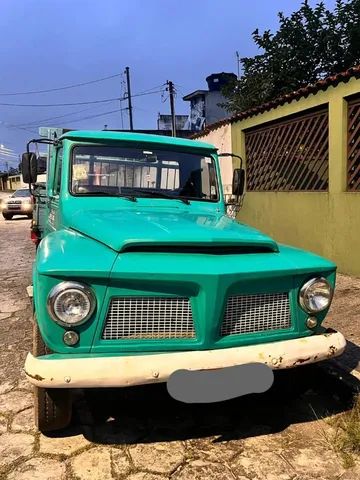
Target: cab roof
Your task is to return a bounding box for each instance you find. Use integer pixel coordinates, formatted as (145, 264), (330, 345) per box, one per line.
(58, 130), (217, 151)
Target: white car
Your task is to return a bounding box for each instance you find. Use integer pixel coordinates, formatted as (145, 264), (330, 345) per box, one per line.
(2, 189), (33, 220)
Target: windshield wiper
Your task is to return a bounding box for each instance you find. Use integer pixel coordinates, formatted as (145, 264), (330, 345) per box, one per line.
(130, 189), (190, 205)
(76, 191), (137, 202)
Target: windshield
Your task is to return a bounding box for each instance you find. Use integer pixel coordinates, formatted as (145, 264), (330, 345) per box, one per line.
(12, 189), (30, 197)
(71, 145), (219, 202)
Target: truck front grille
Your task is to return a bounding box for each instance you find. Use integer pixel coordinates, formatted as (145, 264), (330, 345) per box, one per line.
(221, 292), (291, 336)
(102, 297), (195, 340)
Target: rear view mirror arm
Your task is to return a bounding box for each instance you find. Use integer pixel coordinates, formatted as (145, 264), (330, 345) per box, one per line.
(218, 153), (243, 170)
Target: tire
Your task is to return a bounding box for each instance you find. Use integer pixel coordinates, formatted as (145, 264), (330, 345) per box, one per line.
(33, 319), (72, 432)
(2, 213), (12, 220)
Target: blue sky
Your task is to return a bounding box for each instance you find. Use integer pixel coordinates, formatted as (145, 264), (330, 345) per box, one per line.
(0, 0), (336, 169)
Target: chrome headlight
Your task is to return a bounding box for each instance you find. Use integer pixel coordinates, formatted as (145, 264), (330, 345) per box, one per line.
(47, 282), (96, 326)
(299, 277), (333, 313)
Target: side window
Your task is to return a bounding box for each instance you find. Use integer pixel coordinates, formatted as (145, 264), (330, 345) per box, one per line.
(53, 148), (63, 195)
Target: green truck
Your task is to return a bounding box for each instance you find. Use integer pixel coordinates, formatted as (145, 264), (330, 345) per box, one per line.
(22, 129), (346, 432)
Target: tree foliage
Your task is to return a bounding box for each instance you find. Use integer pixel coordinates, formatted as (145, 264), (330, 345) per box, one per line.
(222, 0), (360, 113)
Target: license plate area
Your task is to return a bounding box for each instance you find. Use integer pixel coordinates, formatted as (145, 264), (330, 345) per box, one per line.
(167, 363), (274, 403)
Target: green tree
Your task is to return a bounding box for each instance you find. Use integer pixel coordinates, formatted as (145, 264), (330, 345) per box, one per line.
(223, 0), (360, 113)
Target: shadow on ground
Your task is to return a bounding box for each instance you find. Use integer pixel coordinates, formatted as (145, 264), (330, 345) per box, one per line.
(46, 363), (359, 445)
(334, 340), (360, 373)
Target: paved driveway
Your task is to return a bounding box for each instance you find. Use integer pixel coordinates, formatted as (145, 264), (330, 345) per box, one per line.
(0, 214), (359, 480)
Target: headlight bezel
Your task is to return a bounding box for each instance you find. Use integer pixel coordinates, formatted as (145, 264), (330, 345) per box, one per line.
(47, 281), (96, 327)
(299, 277), (333, 314)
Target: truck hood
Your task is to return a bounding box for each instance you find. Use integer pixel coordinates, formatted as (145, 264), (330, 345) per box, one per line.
(68, 208), (279, 253)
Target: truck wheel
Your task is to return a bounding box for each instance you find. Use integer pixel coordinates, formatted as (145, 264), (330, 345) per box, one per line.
(33, 320), (72, 432)
(2, 213), (12, 220)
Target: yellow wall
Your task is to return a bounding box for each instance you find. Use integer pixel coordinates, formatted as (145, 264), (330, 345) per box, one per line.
(197, 77), (360, 276)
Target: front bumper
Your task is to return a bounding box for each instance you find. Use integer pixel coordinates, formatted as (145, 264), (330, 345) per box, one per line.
(24, 330), (346, 389)
(2, 205), (33, 215)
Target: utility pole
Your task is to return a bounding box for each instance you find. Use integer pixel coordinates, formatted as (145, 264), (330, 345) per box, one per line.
(167, 80), (176, 137)
(236, 51), (240, 80)
(125, 67), (134, 130)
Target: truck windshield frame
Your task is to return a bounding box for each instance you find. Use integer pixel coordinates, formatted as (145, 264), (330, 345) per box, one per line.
(69, 144), (220, 203)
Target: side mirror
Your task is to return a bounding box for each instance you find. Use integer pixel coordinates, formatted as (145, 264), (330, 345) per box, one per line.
(21, 153), (38, 184)
(232, 168), (245, 197)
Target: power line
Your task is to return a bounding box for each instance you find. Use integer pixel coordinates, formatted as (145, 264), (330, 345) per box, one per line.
(0, 97), (120, 107)
(135, 84), (166, 95)
(3, 108), (124, 132)
(0, 151), (17, 158)
(4, 123), (39, 135)
(0, 73), (122, 96)
(132, 89), (163, 98)
(49, 107), (126, 126)
(174, 84), (186, 97)
(14, 104), (114, 128)
(0, 89), (163, 108)
(0, 145), (14, 153)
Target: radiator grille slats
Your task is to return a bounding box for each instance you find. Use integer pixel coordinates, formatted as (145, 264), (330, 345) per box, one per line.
(102, 297), (195, 340)
(221, 293), (291, 336)
(102, 292), (291, 341)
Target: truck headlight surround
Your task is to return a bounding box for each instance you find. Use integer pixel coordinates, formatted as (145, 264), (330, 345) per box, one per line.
(299, 277), (333, 314)
(47, 282), (96, 327)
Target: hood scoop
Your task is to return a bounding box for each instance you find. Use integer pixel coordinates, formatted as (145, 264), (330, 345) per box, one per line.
(121, 244), (276, 254)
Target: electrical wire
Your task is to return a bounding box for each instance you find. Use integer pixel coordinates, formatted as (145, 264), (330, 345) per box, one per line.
(126, 90), (163, 99)
(134, 84), (166, 95)
(0, 145), (14, 153)
(50, 108), (125, 125)
(8, 125), (39, 135)
(0, 151), (18, 158)
(15, 104), (114, 128)
(174, 84), (186, 97)
(3, 109), (122, 134)
(0, 97), (121, 107)
(0, 90), (163, 108)
(0, 119), (42, 135)
(0, 73), (122, 96)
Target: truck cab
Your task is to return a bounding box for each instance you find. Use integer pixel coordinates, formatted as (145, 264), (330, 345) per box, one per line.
(22, 130), (346, 432)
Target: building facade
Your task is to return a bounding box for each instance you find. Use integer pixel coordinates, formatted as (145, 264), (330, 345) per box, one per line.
(183, 73), (236, 131)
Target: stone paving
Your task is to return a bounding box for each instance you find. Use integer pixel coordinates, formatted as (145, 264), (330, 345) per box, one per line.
(0, 210), (359, 479)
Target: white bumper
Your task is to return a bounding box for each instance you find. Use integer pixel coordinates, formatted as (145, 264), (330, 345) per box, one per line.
(24, 330), (346, 389)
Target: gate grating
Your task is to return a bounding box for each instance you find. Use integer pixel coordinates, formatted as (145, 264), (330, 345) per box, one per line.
(245, 109), (329, 191)
(348, 98), (360, 191)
